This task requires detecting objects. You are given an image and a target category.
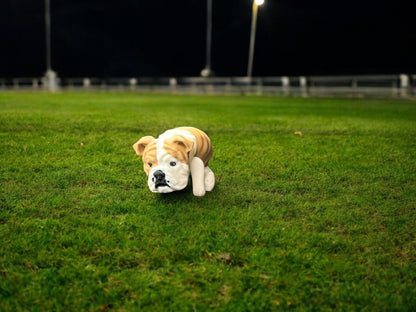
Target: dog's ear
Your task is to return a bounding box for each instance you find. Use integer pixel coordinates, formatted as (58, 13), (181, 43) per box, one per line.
(163, 134), (194, 164)
(170, 134), (194, 153)
(133, 136), (155, 156)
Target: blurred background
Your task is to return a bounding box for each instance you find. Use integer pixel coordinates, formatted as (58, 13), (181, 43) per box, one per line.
(1, 0), (414, 78)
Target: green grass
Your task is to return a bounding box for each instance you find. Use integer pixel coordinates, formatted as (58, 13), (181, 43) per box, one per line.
(1, 92), (415, 311)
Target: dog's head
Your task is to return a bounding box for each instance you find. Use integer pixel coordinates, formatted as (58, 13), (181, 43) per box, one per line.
(133, 134), (194, 193)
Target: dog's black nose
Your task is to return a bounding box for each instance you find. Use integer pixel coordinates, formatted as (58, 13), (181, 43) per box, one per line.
(153, 170), (165, 182)
(153, 170), (168, 188)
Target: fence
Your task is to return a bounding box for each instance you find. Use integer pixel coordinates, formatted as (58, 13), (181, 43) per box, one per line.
(0, 74), (414, 98)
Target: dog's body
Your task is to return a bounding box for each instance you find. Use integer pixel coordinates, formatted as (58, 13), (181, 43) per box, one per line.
(133, 127), (215, 196)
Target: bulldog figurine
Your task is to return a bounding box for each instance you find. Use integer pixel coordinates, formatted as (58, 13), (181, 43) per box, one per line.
(133, 127), (215, 196)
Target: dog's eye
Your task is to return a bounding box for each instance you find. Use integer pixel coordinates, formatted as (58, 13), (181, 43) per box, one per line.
(148, 163), (152, 167)
(170, 161), (176, 167)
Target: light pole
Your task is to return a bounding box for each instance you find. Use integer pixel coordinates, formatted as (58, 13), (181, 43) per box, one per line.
(201, 0), (214, 77)
(44, 0), (58, 91)
(45, 0), (51, 72)
(247, 0), (264, 81)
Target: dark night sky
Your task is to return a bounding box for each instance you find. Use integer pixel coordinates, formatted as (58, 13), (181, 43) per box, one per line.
(1, 0), (415, 78)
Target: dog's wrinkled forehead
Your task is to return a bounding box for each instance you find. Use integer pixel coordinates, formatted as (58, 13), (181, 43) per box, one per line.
(133, 131), (195, 177)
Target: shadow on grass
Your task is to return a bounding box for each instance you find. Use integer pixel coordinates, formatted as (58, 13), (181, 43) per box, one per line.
(158, 186), (193, 203)
(155, 178), (220, 208)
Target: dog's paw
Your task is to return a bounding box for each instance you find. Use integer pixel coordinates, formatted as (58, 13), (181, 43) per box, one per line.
(204, 167), (215, 192)
(193, 185), (206, 197)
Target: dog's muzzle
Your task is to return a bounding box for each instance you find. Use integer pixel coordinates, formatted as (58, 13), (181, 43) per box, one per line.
(153, 170), (169, 188)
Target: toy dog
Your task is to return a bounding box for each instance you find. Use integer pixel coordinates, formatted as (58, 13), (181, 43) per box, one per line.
(133, 127), (215, 196)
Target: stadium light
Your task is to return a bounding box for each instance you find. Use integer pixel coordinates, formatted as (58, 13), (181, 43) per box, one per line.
(247, 0), (264, 80)
(201, 0), (214, 77)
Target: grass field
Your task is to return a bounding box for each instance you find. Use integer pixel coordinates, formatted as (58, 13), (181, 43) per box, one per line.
(0, 92), (415, 311)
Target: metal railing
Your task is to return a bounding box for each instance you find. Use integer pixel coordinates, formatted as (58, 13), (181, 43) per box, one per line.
(0, 74), (414, 98)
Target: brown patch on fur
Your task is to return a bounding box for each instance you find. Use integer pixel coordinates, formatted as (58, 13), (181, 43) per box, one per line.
(133, 136), (157, 176)
(163, 134), (194, 164)
(178, 127), (213, 166)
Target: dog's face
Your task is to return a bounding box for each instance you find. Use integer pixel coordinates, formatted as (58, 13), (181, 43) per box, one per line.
(133, 134), (194, 193)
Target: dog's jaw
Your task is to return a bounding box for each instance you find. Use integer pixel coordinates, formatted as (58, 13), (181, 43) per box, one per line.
(151, 185), (173, 193)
